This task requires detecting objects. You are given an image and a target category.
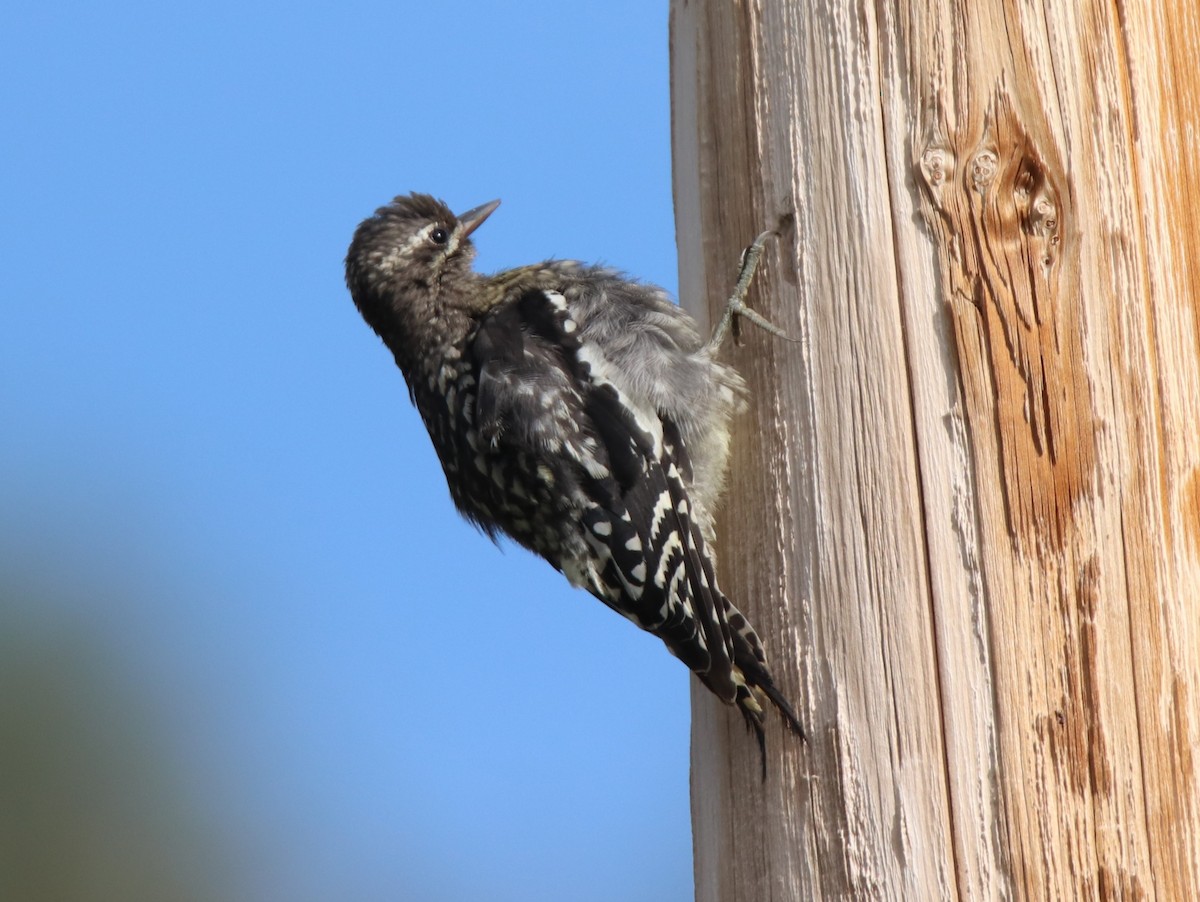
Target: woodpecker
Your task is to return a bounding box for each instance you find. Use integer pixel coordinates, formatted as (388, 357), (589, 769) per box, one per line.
(345, 193), (803, 758)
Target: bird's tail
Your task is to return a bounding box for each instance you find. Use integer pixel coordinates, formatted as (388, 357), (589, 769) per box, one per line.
(729, 657), (805, 778)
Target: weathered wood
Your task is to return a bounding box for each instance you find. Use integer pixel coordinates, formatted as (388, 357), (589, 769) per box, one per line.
(671, 1), (1200, 899)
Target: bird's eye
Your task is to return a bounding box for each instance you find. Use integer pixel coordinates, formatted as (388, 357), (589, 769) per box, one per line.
(430, 227), (450, 245)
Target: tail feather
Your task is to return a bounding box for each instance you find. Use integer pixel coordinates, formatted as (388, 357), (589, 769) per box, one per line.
(732, 660), (805, 780)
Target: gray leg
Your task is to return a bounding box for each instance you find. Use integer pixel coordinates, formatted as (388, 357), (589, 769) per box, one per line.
(708, 230), (796, 351)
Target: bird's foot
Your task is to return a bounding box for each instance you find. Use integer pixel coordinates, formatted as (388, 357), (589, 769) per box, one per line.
(708, 230), (798, 350)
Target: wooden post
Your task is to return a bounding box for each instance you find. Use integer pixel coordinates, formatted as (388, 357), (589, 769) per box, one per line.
(671, 1), (1200, 899)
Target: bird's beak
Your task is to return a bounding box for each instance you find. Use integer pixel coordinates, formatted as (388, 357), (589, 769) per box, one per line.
(457, 199), (501, 238)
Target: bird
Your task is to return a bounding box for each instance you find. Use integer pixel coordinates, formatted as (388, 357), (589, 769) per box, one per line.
(345, 192), (804, 763)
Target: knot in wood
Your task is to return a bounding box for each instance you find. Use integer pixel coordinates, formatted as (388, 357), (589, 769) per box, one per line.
(920, 147), (951, 189)
(970, 149), (999, 192)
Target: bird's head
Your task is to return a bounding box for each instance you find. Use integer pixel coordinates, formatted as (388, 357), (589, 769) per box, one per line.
(345, 192), (500, 343)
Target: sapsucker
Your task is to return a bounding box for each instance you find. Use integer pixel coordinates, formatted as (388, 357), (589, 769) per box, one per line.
(345, 193), (804, 756)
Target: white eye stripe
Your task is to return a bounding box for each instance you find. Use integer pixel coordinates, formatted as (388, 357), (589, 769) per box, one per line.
(380, 224), (455, 272)
(400, 223), (456, 254)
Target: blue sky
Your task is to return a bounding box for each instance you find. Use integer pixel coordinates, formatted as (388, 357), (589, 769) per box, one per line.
(2, 3), (694, 900)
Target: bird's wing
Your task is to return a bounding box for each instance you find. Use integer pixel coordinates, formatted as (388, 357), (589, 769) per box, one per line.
(471, 286), (742, 701)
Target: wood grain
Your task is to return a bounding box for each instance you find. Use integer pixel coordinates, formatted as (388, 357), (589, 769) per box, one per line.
(671, 1), (1200, 898)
